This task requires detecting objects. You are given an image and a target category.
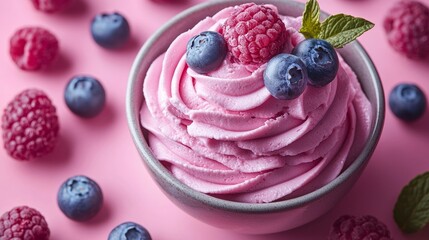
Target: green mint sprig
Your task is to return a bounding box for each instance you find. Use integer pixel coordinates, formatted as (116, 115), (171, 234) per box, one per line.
(394, 171), (429, 233)
(299, 0), (374, 48)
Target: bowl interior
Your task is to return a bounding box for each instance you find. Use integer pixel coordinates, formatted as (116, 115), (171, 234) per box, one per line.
(126, 0), (385, 212)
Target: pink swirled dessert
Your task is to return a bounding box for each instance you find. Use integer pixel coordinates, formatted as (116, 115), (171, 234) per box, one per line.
(140, 2), (374, 203)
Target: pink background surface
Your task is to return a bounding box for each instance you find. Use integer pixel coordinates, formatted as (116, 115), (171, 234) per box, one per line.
(1, 0), (429, 239)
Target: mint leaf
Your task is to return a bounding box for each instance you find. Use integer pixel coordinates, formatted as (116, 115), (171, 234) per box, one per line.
(394, 172), (429, 233)
(299, 0), (321, 39)
(317, 14), (374, 48)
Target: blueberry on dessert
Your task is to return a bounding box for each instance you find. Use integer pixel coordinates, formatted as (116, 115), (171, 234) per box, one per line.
(57, 175), (103, 221)
(64, 75), (106, 118)
(108, 222), (152, 240)
(91, 12), (130, 49)
(263, 53), (308, 100)
(292, 38), (339, 87)
(260, 0), (373, 100)
(389, 83), (426, 121)
(186, 31), (227, 74)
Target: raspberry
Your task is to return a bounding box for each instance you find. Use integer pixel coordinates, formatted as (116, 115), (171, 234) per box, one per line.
(1, 89), (59, 161)
(383, 0), (429, 59)
(0, 206), (50, 240)
(221, 3), (288, 64)
(329, 215), (393, 240)
(9, 27), (59, 71)
(30, 0), (74, 13)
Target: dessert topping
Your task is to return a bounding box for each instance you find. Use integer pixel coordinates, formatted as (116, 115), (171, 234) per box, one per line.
(262, 0), (374, 100)
(292, 38), (339, 87)
(221, 3), (288, 64)
(300, 0), (374, 48)
(263, 53), (308, 100)
(186, 31), (227, 74)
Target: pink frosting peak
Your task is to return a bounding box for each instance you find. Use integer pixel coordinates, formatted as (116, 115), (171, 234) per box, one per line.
(140, 5), (372, 203)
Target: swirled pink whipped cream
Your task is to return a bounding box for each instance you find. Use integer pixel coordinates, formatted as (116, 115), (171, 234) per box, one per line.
(140, 5), (372, 203)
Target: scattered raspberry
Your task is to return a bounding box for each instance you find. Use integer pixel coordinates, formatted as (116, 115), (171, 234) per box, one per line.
(329, 215), (393, 240)
(0, 206), (50, 240)
(30, 0), (74, 13)
(1, 89), (59, 161)
(221, 3), (288, 64)
(9, 27), (59, 71)
(383, 0), (429, 59)
(148, 0), (172, 2)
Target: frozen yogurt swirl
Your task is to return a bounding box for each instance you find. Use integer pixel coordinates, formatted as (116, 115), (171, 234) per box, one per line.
(140, 5), (372, 203)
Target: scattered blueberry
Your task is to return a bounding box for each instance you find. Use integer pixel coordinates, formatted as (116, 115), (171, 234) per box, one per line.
(64, 75), (106, 118)
(263, 53), (308, 100)
(57, 175), (103, 221)
(108, 222), (152, 240)
(292, 38), (339, 87)
(186, 31), (227, 74)
(91, 12), (130, 49)
(389, 83), (426, 121)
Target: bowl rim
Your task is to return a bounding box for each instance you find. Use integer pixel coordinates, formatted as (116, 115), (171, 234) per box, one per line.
(126, 0), (385, 213)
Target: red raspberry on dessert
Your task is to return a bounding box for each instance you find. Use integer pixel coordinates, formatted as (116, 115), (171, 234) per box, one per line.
(221, 3), (288, 64)
(0, 206), (50, 240)
(384, 0), (429, 59)
(329, 215), (393, 240)
(9, 27), (59, 71)
(1, 89), (59, 161)
(30, 0), (74, 13)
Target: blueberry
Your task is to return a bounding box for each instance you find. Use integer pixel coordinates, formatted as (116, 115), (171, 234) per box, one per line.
(64, 75), (106, 118)
(91, 12), (130, 48)
(263, 53), (308, 100)
(389, 83), (426, 121)
(108, 222), (152, 240)
(186, 31), (227, 74)
(57, 175), (103, 221)
(292, 38), (339, 87)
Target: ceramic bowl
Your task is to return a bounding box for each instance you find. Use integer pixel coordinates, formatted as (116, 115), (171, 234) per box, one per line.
(126, 0), (384, 234)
